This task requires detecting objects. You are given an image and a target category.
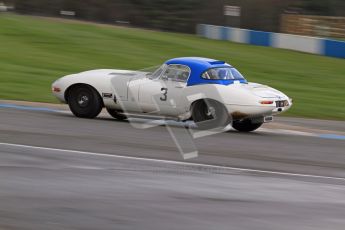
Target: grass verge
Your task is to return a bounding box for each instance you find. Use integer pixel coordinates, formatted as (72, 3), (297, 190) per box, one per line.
(0, 14), (344, 120)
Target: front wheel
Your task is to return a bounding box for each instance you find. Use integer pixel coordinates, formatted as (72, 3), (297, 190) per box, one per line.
(192, 99), (230, 130)
(67, 85), (103, 118)
(232, 119), (263, 132)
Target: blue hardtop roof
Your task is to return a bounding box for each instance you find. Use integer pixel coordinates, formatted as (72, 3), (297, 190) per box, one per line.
(165, 57), (246, 86)
(165, 57), (232, 69)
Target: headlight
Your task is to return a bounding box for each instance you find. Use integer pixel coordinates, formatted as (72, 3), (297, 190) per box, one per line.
(52, 86), (61, 92)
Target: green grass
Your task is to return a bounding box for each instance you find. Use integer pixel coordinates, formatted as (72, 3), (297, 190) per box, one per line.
(0, 14), (345, 120)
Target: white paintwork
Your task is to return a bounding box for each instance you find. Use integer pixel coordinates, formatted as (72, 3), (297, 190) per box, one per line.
(52, 65), (292, 122)
(231, 28), (248, 43)
(206, 25), (221, 40)
(272, 33), (323, 54)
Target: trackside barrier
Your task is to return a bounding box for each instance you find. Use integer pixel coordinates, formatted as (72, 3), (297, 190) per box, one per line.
(197, 24), (345, 59)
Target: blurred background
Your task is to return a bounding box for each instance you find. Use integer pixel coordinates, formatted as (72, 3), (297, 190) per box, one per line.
(0, 0), (344, 119)
(1, 0), (345, 35)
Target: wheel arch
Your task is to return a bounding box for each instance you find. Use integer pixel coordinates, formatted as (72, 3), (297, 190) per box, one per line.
(189, 98), (229, 114)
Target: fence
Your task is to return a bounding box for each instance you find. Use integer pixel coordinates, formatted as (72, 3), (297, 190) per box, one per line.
(197, 24), (345, 59)
(281, 14), (345, 39)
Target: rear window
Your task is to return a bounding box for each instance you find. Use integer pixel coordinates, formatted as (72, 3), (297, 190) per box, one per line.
(201, 67), (245, 80)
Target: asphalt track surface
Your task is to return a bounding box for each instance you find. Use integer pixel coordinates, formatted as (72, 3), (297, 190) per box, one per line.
(1, 102), (345, 230)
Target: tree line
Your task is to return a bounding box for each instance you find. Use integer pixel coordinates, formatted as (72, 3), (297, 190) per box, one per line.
(6, 0), (345, 33)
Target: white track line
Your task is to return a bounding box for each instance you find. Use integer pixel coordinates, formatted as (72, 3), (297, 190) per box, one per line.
(1, 142), (345, 182)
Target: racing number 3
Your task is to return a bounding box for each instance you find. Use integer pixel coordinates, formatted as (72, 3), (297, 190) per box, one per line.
(160, 88), (168, 101)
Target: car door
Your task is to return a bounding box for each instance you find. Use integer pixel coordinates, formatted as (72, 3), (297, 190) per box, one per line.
(138, 64), (190, 116)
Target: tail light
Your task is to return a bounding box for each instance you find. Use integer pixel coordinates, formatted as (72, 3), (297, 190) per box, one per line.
(260, 100), (274, 105)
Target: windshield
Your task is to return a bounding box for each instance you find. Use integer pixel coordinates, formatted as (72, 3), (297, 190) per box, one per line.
(145, 64), (167, 79)
(201, 67), (246, 80)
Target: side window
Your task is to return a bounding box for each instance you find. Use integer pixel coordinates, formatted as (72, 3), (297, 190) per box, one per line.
(160, 64), (190, 83)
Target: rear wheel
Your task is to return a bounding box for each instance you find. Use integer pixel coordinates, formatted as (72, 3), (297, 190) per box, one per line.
(192, 99), (230, 130)
(106, 108), (127, 120)
(232, 119), (263, 132)
(67, 85), (103, 118)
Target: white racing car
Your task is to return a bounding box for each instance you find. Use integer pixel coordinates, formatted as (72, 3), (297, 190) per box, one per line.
(52, 57), (292, 132)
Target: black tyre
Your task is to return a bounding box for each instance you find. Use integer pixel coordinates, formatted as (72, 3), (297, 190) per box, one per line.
(67, 85), (103, 118)
(192, 99), (230, 130)
(232, 119), (263, 132)
(106, 108), (127, 120)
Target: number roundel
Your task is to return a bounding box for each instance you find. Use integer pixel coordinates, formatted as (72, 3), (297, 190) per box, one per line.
(160, 88), (168, 101)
